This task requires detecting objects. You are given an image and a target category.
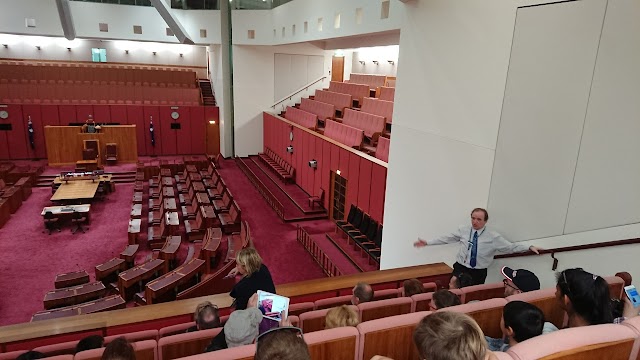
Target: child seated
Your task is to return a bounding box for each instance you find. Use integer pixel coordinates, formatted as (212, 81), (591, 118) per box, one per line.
(486, 301), (546, 352)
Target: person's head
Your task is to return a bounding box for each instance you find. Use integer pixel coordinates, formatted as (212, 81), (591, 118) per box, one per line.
(500, 301), (544, 345)
(75, 335), (105, 354)
(615, 272), (633, 287)
(450, 273), (474, 289)
(556, 268), (613, 326)
(255, 327), (310, 360)
(224, 308), (262, 347)
(403, 279), (425, 297)
(236, 247), (263, 276)
(413, 312), (487, 360)
(351, 282), (373, 305)
(194, 301), (220, 330)
(470, 208), (489, 230)
(101, 337), (135, 360)
(325, 305), (360, 329)
(16, 351), (45, 360)
(501, 267), (541, 297)
(430, 290), (461, 310)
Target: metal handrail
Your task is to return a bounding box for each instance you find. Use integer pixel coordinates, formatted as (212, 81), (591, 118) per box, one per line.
(270, 75), (327, 109)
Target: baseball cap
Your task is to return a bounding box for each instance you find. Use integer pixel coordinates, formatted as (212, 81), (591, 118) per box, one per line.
(224, 307), (262, 348)
(501, 266), (540, 292)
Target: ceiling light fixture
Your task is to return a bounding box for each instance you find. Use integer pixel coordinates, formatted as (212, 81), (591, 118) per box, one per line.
(2, 44), (7, 48)
(36, 45), (41, 50)
(372, 60), (379, 65)
(125, 49), (129, 54)
(388, 60), (395, 65)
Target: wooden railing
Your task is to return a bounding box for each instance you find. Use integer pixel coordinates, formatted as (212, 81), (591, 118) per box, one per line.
(234, 156), (285, 220)
(297, 225), (343, 277)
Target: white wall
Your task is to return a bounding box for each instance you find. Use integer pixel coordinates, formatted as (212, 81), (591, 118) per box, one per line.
(232, 43), (331, 157)
(273, 53), (324, 101)
(0, 0), (63, 37)
(351, 45), (399, 77)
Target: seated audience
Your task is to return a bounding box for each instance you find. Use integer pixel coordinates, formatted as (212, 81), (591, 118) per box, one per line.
(414, 312), (495, 360)
(101, 337), (135, 360)
(556, 268), (614, 327)
(16, 352), (45, 360)
(403, 278), (425, 297)
(228, 248), (276, 310)
(206, 294), (261, 352)
(430, 289), (461, 310)
(501, 266), (540, 296)
(351, 282), (374, 305)
(485, 301), (545, 352)
(255, 327), (310, 360)
(449, 272), (474, 289)
(325, 305), (360, 329)
(187, 301), (220, 332)
(75, 335), (105, 353)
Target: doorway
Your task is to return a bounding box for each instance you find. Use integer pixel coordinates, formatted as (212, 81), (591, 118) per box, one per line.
(331, 56), (345, 82)
(330, 171), (347, 221)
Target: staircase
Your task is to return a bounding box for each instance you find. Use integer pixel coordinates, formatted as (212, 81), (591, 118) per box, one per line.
(198, 79), (216, 106)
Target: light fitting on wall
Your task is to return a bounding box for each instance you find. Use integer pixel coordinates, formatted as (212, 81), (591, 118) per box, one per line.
(152, 51), (157, 55)
(179, 53), (183, 57)
(308, 160), (317, 169)
(336, 169), (341, 175)
(67, 47), (71, 51)
(125, 49), (129, 54)
(387, 60), (395, 65)
(208, 120), (216, 124)
(359, 60), (365, 65)
(372, 60), (379, 65)
(2, 44), (7, 48)
(286, 145), (293, 154)
(36, 45), (41, 50)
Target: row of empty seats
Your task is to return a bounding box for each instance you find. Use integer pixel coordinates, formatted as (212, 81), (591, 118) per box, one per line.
(329, 81), (370, 105)
(347, 73), (388, 90)
(339, 108), (386, 140)
(322, 119), (364, 149)
(258, 147), (295, 183)
(284, 106), (317, 130)
(0, 62), (197, 88)
(374, 136), (390, 162)
(300, 97), (335, 121)
(336, 204), (383, 264)
(314, 89), (351, 115)
(360, 97), (394, 124)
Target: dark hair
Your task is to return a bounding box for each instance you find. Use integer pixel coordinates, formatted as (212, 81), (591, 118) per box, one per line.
(432, 290), (461, 309)
(76, 335), (105, 354)
(456, 273), (474, 289)
(503, 301), (544, 343)
(101, 337), (136, 360)
(354, 282), (373, 303)
(16, 351), (45, 360)
(471, 208), (489, 221)
(404, 279), (425, 297)
(255, 328), (310, 360)
(556, 268), (613, 325)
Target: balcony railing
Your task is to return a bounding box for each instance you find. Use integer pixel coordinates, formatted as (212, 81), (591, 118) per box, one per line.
(71, 0), (295, 10)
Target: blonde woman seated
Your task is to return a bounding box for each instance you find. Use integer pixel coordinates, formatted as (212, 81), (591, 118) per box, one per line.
(227, 248), (276, 310)
(325, 305), (360, 329)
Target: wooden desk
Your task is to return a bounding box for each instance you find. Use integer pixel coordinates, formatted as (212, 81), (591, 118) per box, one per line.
(145, 258), (205, 305)
(43, 282), (106, 310)
(201, 228), (222, 273)
(120, 244), (139, 266)
(196, 193), (210, 206)
(118, 259), (165, 301)
(165, 212), (179, 235)
(0, 199), (10, 228)
(185, 165), (198, 173)
(226, 234), (243, 263)
(192, 182), (205, 193)
(51, 181), (99, 202)
(201, 205), (217, 228)
(95, 258), (126, 282)
(55, 271), (90, 289)
(1, 187), (22, 213)
(164, 198), (177, 212)
(130, 204), (142, 219)
(14, 177), (32, 201)
(133, 192), (143, 204)
(162, 177), (173, 187)
(42, 204), (91, 223)
(160, 169), (172, 177)
(128, 219), (141, 245)
(162, 187), (175, 198)
(32, 295), (125, 322)
(76, 160), (98, 171)
(160, 236), (182, 272)
(189, 173), (202, 182)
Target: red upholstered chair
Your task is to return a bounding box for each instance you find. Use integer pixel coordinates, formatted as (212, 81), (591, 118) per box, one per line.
(440, 298), (507, 339)
(460, 282), (505, 303)
(159, 322), (196, 338)
(357, 297), (412, 322)
(357, 311), (431, 360)
(506, 288), (566, 329)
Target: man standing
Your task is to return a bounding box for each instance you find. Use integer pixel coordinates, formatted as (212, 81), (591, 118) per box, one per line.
(414, 208), (541, 286)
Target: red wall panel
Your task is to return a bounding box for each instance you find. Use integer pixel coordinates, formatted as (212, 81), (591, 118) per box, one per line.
(346, 152), (361, 215)
(76, 105), (93, 123)
(58, 105), (77, 125)
(321, 140), (332, 209)
(22, 105), (46, 159)
(293, 127), (303, 185)
(369, 163), (387, 222)
(126, 106), (146, 156)
(145, 106), (161, 155)
(192, 106), (208, 155)
(176, 107), (192, 155)
(5, 105), (29, 159)
(110, 105), (128, 124)
(93, 105), (111, 123)
(41, 105), (60, 126)
(357, 159), (373, 214)
(158, 107), (177, 155)
(314, 137), (323, 196)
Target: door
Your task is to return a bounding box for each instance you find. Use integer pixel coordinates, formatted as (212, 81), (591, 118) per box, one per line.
(331, 56), (345, 82)
(330, 171), (347, 221)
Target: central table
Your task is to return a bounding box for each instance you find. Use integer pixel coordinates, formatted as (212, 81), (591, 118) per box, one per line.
(42, 204), (91, 223)
(51, 175), (112, 202)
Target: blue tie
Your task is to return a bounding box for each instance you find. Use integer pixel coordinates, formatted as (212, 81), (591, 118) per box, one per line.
(470, 231), (478, 268)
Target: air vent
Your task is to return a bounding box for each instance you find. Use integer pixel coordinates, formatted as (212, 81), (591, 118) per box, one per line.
(133, 25), (142, 34)
(334, 13), (341, 29)
(99, 23), (109, 32)
(304, 21), (308, 33)
(25, 18), (36, 28)
(317, 17), (323, 32)
(381, 0), (390, 19)
(356, 8), (363, 25)
(200, 29), (207, 38)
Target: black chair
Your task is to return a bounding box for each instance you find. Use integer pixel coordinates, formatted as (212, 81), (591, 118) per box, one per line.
(341, 207), (363, 232)
(43, 211), (61, 235)
(95, 183), (106, 201)
(354, 219), (378, 250)
(336, 204), (356, 228)
(71, 210), (87, 234)
(365, 224), (383, 263)
(348, 213), (370, 241)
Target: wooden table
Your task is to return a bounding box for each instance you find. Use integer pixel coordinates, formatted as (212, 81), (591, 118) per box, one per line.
(55, 270), (90, 289)
(120, 244), (139, 266)
(196, 193), (211, 206)
(185, 165), (198, 173)
(76, 160), (98, 171)
(159, 236), (182, 272)
(42, 204), (91, 223)
(43, 282), (106, 310)
(14, 177), (32, 201)
(163, 198), (177, 212)
(133, 192), (143, 204)
(192, 182), (205, 193)
(130, 204), (142, 219)
(118, 259), (165, 301)
(145, 258), (205, 305)
(50, 175), (112, 202)
(165, 212), (179, 235)
(32, 295), (126, 322)
(95, 258), (126, 282)
(201, 205), (217, 228)
(1, 187), (22, 213)
(128, 219), (141, 245)
(162, 187), (175, 198)
(161, 177), (173, 187)
(202, 228), (222, 273)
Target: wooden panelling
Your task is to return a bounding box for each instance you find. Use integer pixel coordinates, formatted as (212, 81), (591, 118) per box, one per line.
(467, 307), (505, 339)
(126, 106), (146, 156)
(93, 105), (111, 124)
(110, 105), (128, 124)
(76, 105), (93, 123)
(41, 105), (61, 126)
(370, 164), (387, 222)
(176, 108), (192, 155)
(58, 105), (77, 125)
(307, 336), (357, 360)
(159, 107), (177, 155)
(44, 126), (138, 166)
